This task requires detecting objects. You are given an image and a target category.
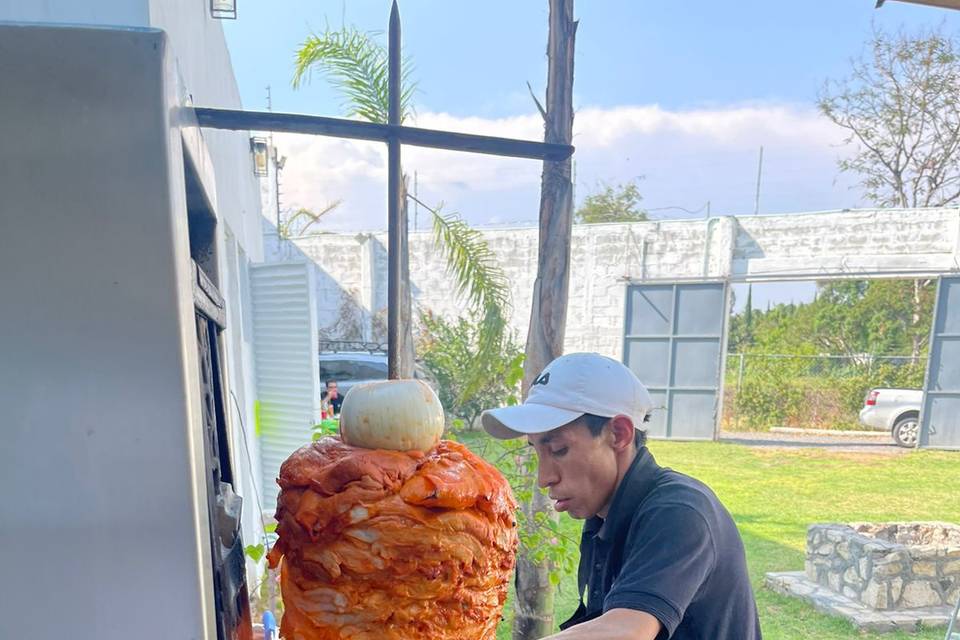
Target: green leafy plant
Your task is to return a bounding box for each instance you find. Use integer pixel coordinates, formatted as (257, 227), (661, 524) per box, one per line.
(725, 278), (933, 431)
(418, 312), (523, 428)
(312, 419), (340, 440)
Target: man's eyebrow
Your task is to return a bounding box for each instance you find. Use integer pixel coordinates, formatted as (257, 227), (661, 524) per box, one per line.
(530, 433), (555, 447)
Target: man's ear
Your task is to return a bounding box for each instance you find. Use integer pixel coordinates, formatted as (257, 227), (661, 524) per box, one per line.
(608, 415), (635, 451)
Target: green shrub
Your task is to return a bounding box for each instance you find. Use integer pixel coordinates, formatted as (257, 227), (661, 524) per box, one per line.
(417, 312), (524, 429)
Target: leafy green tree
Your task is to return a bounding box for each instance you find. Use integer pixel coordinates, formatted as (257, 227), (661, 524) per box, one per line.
(417, 312), (523, 428)
(729, 285), (755, 352)
(730, 280), (933, 359)
(574, 180), (647, 224)
(811, 280), (934, 357)
(725, 279), (934, 430)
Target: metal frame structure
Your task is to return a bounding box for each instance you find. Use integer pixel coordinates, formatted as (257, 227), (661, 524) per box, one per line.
(195, 1), (573, 378)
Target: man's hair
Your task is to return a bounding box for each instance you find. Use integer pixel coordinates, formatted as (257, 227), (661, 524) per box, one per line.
(581, 413), (647, 448)
(326, 380), (337, 387)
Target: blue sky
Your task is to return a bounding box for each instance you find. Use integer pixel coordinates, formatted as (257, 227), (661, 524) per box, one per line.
(223, 1), (958, 310)
(225, 1), (957, 118)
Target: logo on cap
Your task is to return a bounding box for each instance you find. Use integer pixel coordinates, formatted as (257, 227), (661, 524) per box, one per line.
(532, 372), (550, 387)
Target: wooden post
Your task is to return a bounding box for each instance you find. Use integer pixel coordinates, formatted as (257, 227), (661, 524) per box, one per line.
(514, 1), (576, 638)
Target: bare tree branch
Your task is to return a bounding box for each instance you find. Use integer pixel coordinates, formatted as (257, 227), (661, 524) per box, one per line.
(818, 26), (960, 209)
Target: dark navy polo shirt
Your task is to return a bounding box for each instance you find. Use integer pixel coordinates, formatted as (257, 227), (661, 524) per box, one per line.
(560, 447), (762, 639)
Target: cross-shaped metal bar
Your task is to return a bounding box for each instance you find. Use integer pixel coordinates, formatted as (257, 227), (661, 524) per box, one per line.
(195, 1), (574, 377)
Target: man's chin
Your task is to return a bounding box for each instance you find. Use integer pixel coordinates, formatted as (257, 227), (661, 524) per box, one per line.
(565, 507), (591, 520)
(554, 499), (594, 519)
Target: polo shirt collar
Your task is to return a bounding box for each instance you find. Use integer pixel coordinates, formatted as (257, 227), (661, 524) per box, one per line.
(593, 447), (661, 541)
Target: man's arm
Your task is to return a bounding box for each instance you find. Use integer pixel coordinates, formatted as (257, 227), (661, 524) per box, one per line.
(540, 608), (661, 640)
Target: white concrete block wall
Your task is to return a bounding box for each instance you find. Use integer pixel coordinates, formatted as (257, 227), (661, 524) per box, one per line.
(270, 208), (960, 362)
(733, 208), (960, 278)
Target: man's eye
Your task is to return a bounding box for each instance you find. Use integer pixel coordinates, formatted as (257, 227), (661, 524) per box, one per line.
(552, 447), (568, 457)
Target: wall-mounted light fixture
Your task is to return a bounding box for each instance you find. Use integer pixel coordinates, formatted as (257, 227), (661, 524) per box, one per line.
(211, 0), (237, 20)
(250, 137), (268, 176)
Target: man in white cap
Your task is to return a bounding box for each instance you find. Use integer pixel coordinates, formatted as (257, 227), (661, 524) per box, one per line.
(483, 352), (761, 640)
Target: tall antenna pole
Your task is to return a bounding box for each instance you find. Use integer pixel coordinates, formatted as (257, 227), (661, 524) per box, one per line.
(267, 86), (281, 230)
(754, 145), (764, 215)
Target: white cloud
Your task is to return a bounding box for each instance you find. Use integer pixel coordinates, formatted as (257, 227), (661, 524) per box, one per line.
(267, 103), (860, 232)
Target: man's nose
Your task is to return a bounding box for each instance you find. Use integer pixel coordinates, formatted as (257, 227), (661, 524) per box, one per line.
(537, 460), (558, 489)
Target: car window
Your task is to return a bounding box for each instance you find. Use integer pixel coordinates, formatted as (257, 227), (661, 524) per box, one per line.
(320, 359), (388, 381)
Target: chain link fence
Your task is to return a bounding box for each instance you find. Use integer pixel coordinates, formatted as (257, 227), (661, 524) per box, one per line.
(722, 353), (927, 432)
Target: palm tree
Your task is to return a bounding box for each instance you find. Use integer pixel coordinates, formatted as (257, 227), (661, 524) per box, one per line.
(278, 202), (342, 239)
(292, 26), (510, 399)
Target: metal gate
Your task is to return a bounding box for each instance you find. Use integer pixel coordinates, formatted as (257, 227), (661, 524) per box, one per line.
(920, 276), (960, 449)
(623, 283), (728, 439)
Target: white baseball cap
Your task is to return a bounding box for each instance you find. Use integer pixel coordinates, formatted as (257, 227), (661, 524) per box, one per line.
(482, 352), (653, 439)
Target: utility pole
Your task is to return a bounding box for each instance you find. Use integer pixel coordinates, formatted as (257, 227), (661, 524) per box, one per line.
(414, 171), (419, 232)
(754, 145), (764, 215)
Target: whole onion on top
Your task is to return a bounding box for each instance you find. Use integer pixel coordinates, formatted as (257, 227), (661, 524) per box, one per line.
(338, 380), (444, 452)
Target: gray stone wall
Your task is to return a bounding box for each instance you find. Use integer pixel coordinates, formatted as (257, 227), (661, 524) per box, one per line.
(806, 523), (960, 611)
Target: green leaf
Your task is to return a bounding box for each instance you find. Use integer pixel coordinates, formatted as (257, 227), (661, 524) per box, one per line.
(264, 523), (277, 534)
(244, 544), (265, 563)
(292, 28), (416, 124)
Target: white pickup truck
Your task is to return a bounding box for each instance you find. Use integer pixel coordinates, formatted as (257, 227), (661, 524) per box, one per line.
(858, 388), (923, 448)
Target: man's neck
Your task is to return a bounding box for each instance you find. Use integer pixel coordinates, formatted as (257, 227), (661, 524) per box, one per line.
(597, 444), (640, 519)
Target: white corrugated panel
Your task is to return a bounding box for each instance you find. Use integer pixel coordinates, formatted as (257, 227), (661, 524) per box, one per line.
(250, 261), (321, 515)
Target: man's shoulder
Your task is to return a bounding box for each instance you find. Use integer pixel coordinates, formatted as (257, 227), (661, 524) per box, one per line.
(629, 468), (731, 531)
(647, 468), (717, 507)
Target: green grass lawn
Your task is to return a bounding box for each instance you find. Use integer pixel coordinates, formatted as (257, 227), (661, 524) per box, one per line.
(493, 440), (959, 640)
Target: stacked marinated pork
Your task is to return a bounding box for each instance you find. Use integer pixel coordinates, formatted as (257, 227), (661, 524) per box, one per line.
(268, 435), (518, 640)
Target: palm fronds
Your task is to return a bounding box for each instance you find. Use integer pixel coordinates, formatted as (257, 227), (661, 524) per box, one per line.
(292, 28), (415, 124)
(416, 194), (512, 401)
(279, 201), (342, 238)
(428, 203), (509, 319)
